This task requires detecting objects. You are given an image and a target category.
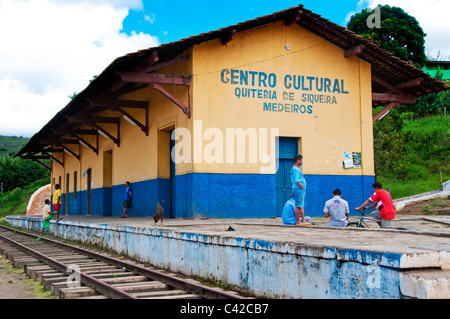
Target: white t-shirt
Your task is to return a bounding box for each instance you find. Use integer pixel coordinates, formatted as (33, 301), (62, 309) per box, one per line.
(42, 204), (52, 219)
(324, 196), (349, 227)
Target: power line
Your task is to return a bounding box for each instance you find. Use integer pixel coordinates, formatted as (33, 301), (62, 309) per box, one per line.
(407, 0), (443, 13)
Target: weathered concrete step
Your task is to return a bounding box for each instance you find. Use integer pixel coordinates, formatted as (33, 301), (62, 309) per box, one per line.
(400, 269), (450, 299)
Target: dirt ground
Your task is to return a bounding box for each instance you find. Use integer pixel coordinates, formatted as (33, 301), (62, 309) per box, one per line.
(396, 196), (450, 216)
(0, 253), (55, 299)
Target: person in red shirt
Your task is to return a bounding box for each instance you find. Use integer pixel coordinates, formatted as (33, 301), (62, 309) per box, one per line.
(355, 182), (396, 229)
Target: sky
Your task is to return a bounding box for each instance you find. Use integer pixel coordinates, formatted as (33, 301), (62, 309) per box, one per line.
(0, 0), (448, 138)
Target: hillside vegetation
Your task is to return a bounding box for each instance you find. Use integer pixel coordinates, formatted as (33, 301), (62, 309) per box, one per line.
(0, 136), (50, 217)
(0, 135), (28, 156)
(374, 111), (449, 199)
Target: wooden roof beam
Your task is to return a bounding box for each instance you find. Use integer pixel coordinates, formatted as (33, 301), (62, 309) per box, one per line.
(66, 115), (120, 125)
(396, 77), (423, 89)
(116, 72), (191, 86)
(372, 93), (417, 104)
(143, 55), (189, 73)
(87, 98), (148, 109)
(372, 75), (405, 95)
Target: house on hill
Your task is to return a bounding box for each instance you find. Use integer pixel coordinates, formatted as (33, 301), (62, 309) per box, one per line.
(16, 5), (448, 218)
(423, 60), (450, 80)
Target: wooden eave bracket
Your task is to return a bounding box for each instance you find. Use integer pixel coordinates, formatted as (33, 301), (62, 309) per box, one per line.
(285, 9), (303, 26)
(221, 29), (236, 45)
(45, 152), (64, 167)
(88, 98), (149, 136)
(66, 115), (120, 146)
(345, 44), (365, 58)
(76, 135), (98, 155)
(373, 102), (400, 122)
(152, 83), (191, 118)
(20, 152), (52, 171)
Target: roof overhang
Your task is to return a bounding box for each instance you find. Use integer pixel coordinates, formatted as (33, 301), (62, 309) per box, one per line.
(16, 4), (448, 162)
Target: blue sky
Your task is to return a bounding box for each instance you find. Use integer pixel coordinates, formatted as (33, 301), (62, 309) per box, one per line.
(0, 0), (448, 137)
(121, 1), (360, 45)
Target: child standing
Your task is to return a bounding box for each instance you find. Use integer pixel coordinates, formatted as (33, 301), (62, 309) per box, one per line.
(40, 199), (56, 236)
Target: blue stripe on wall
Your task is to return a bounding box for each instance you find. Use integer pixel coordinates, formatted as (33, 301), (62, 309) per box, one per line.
(61, 173), (374, 218)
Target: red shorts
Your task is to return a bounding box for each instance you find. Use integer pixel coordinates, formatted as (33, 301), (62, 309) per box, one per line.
(53, 204), (61, 211)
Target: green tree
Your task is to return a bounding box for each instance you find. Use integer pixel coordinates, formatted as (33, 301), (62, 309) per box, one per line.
(0, 157), (49, 192)
(373, 108), (406, 179)
(347, 5), (426, 67)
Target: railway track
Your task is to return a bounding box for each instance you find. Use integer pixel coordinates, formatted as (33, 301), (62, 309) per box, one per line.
(0, 225), (248, 299)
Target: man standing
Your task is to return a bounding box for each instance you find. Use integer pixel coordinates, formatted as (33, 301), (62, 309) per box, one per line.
(290, 154), (310, 226)
(355, 182), (396, 229)
(324, 189), (349, 227)
(120, 181), (133, 218)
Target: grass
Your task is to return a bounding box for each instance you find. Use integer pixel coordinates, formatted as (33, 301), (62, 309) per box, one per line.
(377, 114), (449, 199)
(0, 178), (49, 218)
(378, 173), (445, 199)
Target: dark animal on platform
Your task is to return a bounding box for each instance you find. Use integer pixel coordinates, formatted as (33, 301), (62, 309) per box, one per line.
(154, 200), (164, 226)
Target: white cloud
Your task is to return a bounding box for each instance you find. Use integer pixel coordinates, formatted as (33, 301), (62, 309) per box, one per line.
(348, 0), (450, 59)
(0, 0), (159, 137)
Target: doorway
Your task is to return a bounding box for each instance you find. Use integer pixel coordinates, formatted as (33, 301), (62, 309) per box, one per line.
(65, 173), (69, 215)
(275, 137), (300, 216)
(86, 168), (92, 216)
(103, 150), (113, 216)
(157, 126), (174, 218)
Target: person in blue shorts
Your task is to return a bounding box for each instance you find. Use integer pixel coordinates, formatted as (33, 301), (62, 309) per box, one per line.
(120, 181), (133, 218)
(290, 154), (310, 226)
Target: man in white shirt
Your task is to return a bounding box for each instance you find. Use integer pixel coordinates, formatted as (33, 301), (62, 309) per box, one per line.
(323, 189), (349, 227)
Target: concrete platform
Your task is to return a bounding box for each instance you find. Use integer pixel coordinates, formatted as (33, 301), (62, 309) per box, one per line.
(5, 214), (450, 299)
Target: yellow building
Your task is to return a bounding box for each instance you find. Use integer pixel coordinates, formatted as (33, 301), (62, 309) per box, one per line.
(17, 5), (447, 218)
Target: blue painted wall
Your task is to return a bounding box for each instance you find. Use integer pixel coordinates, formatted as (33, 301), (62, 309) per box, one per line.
(59, 173), (374, 218)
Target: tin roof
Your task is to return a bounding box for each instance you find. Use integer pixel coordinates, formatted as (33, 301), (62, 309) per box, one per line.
(16, 4), (448, 158)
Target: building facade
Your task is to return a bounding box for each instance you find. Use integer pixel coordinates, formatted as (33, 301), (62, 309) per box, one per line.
(423, 61), (450, 80)
(17, 5), (448, 219)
